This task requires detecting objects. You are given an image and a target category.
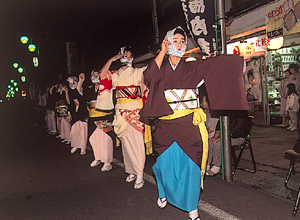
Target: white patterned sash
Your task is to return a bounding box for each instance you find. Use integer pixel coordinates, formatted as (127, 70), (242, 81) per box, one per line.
(164, 88), (199, 110)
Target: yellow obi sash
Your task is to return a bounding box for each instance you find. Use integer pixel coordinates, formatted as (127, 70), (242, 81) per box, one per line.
(159, 108), (208, 189)
(116, 98), (153, 155)
(88, 108), (113, 118)
(88, 100), (113, 118)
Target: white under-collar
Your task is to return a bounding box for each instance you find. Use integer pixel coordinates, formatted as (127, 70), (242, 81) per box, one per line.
(169, 58), (180, 70)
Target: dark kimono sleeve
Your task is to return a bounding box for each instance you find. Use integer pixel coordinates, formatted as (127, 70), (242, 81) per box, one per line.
(202, 55), (248, 110)
(140, 60), (173, 119)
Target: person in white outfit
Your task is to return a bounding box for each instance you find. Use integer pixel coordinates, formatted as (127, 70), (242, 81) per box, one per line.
(101, 46), (150, 189)
(286, 83), (299, 131)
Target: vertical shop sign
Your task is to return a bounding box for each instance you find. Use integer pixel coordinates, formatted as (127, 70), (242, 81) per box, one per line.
(266, 0), (285, 39)
(66, 42), (79, 74)
(181, 0), (216, 56)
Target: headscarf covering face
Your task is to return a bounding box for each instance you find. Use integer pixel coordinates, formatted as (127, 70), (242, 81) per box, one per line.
(57, 84), (64, 95)
(119, 46), (133, 67)
(67, 76), (78, 90)
(164, 26), (187, 57)
(90, 69), (100, 85)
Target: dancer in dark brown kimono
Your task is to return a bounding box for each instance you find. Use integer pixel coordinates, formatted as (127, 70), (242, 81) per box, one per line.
(140, 26), (246, 220)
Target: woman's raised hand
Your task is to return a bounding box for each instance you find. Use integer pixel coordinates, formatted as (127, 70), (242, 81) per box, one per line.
(110, 54), (123, 62)
(161, 40), (171, 54)
(79, 73), (85, 81)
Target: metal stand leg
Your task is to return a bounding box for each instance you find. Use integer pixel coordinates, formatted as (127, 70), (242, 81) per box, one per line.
(293, 186), (300, 217)
(285, 157), (296, 190)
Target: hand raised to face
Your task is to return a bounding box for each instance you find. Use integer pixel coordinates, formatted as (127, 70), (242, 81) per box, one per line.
(79, 73), (85, 81)
(111, 54), (123, 62)
(161, 40), (171, 54)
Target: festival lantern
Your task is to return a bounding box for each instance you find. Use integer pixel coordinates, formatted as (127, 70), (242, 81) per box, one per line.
(267, 36), (284, 50)
(233, 41), (255, 57)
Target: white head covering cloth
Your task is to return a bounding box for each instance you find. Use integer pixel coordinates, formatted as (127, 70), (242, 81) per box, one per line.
(67, 76), (78, 90)
(119, 46), (133, 67)
(164, 26), (187, 57)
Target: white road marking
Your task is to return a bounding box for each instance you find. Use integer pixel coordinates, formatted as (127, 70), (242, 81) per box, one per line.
(113, 158), (241, 220)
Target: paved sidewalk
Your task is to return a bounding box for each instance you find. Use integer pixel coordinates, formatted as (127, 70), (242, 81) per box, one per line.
(231, 125), (300, 201)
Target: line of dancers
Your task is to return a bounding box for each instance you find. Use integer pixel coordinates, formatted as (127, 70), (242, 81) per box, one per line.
(41, 27), (245, 220)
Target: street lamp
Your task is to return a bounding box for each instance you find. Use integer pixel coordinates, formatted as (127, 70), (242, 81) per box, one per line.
(13, 63), (19, 68)
(18, 67), (24, 73)
(28, 44), (36, 52)
(20, 36), (29, 44)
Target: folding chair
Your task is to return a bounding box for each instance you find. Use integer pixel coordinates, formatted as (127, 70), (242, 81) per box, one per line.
(284, 150), (300, 217)
(231, 135), (257, 175)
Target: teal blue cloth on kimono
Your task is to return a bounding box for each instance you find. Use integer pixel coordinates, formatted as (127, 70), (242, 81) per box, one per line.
(152, 141), (201, 212)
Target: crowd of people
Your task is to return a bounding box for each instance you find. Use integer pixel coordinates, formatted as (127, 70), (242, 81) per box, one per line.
(37, 26), (246, 220)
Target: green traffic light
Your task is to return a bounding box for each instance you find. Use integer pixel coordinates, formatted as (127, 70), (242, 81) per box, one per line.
(20, 36), (29, 44)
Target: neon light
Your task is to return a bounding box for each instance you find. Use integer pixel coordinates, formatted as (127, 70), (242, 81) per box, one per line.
(21, 75), (26, 82)
(33, 57), (38, 67)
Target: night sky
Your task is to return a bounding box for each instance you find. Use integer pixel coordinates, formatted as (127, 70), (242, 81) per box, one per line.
(0, 0), (156, 97)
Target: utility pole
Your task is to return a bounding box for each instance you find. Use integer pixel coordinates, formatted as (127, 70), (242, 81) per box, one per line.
(216, 0), (233, 183)
(151, 0), (159, 44)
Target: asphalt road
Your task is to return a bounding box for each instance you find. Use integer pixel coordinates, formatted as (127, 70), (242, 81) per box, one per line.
(0, 101), (298, 220)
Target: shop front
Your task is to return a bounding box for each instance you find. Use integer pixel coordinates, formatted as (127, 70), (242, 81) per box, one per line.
(227, 0), (300, 126)
(227, 33), (300, 125)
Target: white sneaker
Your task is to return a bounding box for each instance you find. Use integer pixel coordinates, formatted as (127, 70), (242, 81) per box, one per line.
(157, 198), (167, 209)
(90, 160), (101, 167)
(126, 174), (136, 182)
(80, 149), (86, 155)
(70, 147), (78, 154)
(101, 163), (112, 172)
